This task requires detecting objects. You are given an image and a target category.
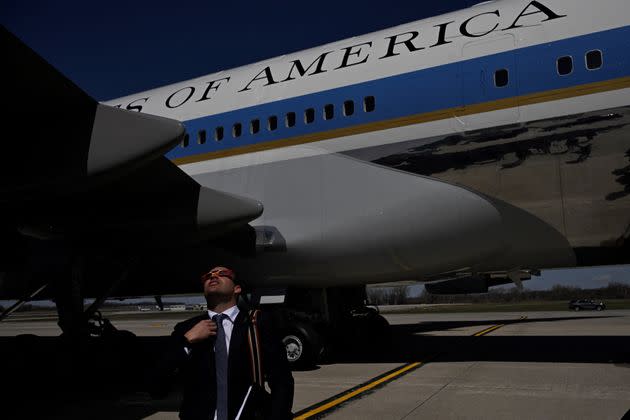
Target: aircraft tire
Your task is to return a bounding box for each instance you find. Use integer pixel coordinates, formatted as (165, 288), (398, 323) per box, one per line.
(282, 325), (320, 369)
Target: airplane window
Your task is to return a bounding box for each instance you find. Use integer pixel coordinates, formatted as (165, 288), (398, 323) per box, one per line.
(286, 112), (296, 128)
(198, 129), (206, 145)
(182, 133), (189, 148)
(268, 116), (278, 131)
(586, 50), (602, 70)
(215, 126), (224, 141)
(324, 104), (334, 120)
(364, 96), (375, 112)
(494, 69), (509, 87)
(557, 56), (573, 76)
(250, 119), (260, 134)
(233, 123), (242, 138)
(343, 100), (355, 116)
(305, 108), (315, 124)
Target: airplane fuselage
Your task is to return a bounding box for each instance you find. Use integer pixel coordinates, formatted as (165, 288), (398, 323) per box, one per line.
(106, 0), (630, 287)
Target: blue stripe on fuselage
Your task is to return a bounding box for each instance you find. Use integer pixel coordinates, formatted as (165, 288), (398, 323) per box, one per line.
(167, 25), (630, 161)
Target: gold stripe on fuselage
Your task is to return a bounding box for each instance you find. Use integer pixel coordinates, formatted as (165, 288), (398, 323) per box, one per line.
(172, 76), (630, 166)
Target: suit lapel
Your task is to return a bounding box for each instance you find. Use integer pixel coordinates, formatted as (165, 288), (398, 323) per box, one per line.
(194, 312), (215, 364)
(228, 310), (249, 380)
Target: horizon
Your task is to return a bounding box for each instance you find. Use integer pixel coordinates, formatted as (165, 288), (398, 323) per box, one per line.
(2, 265), (629, 309)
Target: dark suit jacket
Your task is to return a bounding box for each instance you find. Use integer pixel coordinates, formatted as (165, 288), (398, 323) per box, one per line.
(153, 309), (294, 420)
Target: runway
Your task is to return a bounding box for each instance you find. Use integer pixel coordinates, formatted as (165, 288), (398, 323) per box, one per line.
(291, 311), (630, 420)
(1, 309), (629, 419)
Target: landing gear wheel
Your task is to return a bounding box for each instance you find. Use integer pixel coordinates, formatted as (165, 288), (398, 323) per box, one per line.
(282, 327), (320, 369)
(283, 334), (305, 364)
(350, 311), (391, 358)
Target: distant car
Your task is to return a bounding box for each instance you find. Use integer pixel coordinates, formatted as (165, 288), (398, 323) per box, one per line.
(568, 299), (606, 311)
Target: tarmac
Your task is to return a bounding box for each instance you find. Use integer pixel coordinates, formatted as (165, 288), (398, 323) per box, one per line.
(1, 309), (629, 419)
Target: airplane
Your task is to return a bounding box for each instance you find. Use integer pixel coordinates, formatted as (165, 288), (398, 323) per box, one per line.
(1, 0), (629, 366)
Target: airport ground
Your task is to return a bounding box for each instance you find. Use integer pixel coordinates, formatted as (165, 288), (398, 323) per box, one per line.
(1, 306), (629, 419)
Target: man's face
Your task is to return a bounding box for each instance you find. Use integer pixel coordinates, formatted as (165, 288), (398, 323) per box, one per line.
(202, 266), (241, 300)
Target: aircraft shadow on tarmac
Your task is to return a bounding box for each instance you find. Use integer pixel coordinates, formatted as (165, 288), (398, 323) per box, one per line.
(1, 334), (182, 419)
(330, 314), (630, 365)
(2, 314), (629, 419)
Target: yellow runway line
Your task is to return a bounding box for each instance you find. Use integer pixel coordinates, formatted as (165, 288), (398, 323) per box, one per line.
(472, 315), (527, 336)
(294, 315), (528, 419)
(293, 359), (428, 419)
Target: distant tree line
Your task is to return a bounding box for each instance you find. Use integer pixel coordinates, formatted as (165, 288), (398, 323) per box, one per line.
(1, 299), (189, 313)
(367, 286), (409, 305)
(4, 282), (629, 312)
(368, 282), (630, 305)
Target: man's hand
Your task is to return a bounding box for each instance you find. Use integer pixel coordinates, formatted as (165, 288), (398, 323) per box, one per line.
(184, 320), (217, 344)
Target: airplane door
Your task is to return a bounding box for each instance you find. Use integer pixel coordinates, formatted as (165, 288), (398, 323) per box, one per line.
(453, 34), (520, 132)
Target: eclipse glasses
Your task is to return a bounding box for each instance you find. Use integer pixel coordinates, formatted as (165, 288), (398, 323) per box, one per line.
(201, 268), (235, 283)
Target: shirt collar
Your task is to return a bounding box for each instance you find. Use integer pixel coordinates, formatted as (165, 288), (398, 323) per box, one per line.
(208, 304), (240, 322)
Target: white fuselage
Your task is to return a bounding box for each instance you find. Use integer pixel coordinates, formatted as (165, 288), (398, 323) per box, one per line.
(106, 0), (630, 286)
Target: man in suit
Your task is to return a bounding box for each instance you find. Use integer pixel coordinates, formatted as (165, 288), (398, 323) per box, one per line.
(155, 266), (294, 420)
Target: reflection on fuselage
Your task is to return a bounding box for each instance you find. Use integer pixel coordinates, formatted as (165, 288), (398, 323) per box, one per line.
(346, 106), (630, 264)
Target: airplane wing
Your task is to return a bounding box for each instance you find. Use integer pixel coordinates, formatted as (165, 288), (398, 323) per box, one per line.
(2, 26), (183, 201)
(0, 26), (263, 298)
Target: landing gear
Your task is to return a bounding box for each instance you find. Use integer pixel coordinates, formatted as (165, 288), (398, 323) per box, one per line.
(53, 257), (89, 337)
(283, 334), (304, 363)
(86, 310), (118, 336)
(269, 286), (391, 368)
(0, 283), (48, 321)
(155, 295), (165, 311)
(52, 257), (130, 338)
(281, 321), (323, 369)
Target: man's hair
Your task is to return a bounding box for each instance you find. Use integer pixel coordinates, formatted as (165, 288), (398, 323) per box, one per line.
(232, 273), (247, 291)
(232, 274), (245, 289)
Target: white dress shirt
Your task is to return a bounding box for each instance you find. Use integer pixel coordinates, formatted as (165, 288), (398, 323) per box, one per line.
(183, 304), (240, 355)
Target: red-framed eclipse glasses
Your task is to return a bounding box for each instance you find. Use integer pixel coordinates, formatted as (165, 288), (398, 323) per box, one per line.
(201, 268), (235, 283)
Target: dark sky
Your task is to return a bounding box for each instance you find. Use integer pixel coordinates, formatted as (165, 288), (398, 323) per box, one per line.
(2, 0), (480, 100)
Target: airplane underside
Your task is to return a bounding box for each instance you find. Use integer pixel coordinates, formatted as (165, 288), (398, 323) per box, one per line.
(2, 105), (628, 305)
(349, 104), (630, 266)
(186, 104), (630, 290)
